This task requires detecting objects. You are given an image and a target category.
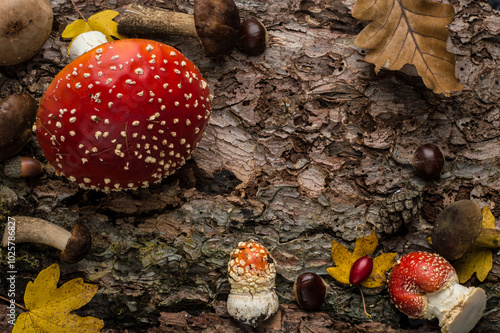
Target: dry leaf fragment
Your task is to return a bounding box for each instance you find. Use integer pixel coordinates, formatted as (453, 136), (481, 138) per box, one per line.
(13, 263), (104, 333)
(453, 206), (495, 283)
(62, 10), (127, 45)
(352, 0), (463, 96)
(327, 231), (397, 288)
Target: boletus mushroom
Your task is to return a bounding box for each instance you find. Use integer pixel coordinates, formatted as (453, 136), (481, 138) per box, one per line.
(35, 39), (212, 191)
(0, 93), (37, 161)
(0, 0), (53, 66)
(431, 200), (500, 261)
(116, 1), (241, 57)
(388, 252), (486, 333)
(1, 216), (92, 264)
(227, 240), (279, 327)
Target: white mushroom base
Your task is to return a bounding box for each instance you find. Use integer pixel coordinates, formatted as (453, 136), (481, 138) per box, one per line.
(227, 290), (279, 327)
(426, 283), (486, 333)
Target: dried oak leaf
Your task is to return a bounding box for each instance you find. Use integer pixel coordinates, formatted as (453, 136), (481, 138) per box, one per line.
(13, 264), (104, 333)
(62, 10), (127, 45)
(352, 0), (463, 96)
(327, 231), (397, 288)
(453, 206), (495, 283)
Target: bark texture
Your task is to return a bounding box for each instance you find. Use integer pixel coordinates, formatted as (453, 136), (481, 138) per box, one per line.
(0, 0), (499, 332)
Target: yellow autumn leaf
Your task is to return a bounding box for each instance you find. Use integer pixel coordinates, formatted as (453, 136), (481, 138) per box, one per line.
(62, 10), (127, 43)
(13, 264), (104, 333)
(327, 231), (397, 288)
(453, 206), (495, 283)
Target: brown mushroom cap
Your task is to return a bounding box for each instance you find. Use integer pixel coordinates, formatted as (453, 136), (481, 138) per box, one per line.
(431, 200), (483, 261)
(60, 223), (92, 264)
(0, 0), (53, 66)
(0, 93), (37, 161)
(194, 0), (241, 56)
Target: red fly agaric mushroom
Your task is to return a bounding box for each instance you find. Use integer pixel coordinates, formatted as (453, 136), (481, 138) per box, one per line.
(116, 1), (241, 57)
(35, 39), (212, 191)
(388, 252), (486, 333)
(0, 0), (53, 65)
(2, 216), (92, 264)
(227, 240), (279, 327)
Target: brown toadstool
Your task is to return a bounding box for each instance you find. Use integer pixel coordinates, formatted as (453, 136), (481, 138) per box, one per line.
(35, 39), (212, 191)
(431, 200), (500, 261)
(388, 252), (486, 333)
(116, 1), (241, 57)
(0, 93), (38, 161)
(0, 0), (53, 66)
(227, 240), (279, 327)
(1, 216), (92, 264)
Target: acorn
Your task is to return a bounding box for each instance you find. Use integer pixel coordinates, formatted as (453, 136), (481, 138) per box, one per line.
(3, 156), (43, 178)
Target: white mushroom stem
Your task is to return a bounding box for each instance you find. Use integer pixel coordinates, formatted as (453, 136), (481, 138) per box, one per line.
(2, 216), (71, 251)
(69, 31), (108, 61)
(227, 290), (279, 327)
(426, 280), (486, 333)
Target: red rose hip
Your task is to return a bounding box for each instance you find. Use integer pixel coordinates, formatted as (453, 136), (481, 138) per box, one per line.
(35, 39), (212, 191)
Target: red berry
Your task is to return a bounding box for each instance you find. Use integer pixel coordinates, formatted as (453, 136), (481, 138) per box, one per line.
(349, 255), (373, 285)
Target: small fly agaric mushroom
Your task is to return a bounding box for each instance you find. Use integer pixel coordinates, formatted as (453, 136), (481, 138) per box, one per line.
(293, 272), (329, 311)
(0, 93), (38, 161)
(388, 252), (486, 333)
(116, 1), (241, 57)
(0, 0), (53, 66)
(431, 200), (500, 261)
(35, 39), (212, 191)
(3, 156), (43, 178)
(227, 240), (279, 327)
(1, 216), (92, 264)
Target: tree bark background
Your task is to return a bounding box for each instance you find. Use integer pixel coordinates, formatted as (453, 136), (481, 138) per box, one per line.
(1, 0), (499, 332)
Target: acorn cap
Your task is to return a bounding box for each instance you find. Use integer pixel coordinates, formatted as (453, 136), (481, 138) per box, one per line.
(431, 200), (483, 261)
(194, 0), (241, 56)
(60, 223), (92, 264)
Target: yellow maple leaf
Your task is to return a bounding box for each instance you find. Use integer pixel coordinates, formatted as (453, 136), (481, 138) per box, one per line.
(352, 0), (463, 96)
(62, 10), (127, 44)
(327, 231), (397, 288)
(453, 206), (495, 283)
(13, 264), (104, 333)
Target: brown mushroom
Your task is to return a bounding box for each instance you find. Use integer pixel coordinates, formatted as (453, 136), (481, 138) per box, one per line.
(431, 200), (500, 261)
(1, 216), (92, 264)
(0, 93), (37, 161)
(116, 1), (240, 57)
(0, 0), (53, 66)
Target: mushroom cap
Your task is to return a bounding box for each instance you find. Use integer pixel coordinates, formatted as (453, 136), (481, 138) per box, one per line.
(60, 223), (92, 264)
(194, 0), (241, 56)
(228, 240), (276, 293)
(0, 93), (37, 161)
(388, 252), (457, 319)
(36, 39), (212, 191)
(431, 200), (483, 261)
(0, 0), (53, 66)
